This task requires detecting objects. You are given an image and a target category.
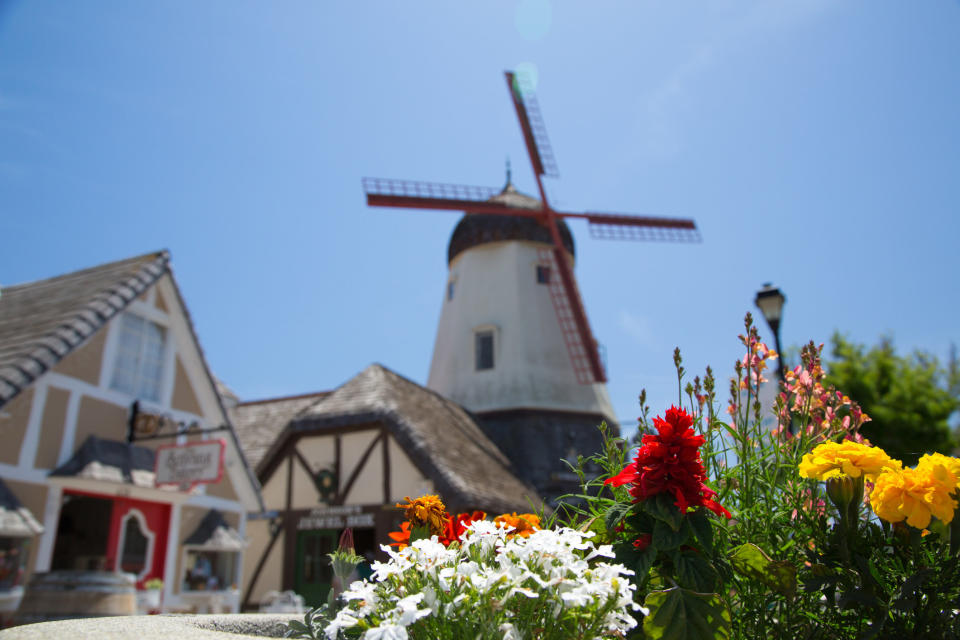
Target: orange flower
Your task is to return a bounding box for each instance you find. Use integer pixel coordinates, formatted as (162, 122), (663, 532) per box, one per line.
(493, 512), (540, 538)
(396, 495), (448, 536)
(387, 520), (412, 548)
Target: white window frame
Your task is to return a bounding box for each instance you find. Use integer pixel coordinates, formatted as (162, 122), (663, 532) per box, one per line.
(115, 508), (156, 581)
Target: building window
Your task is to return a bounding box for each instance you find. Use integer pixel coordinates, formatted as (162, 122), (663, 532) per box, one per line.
(536, 265), (551, 284)
(183, 550), (238, 592)
(447, 281), (455, 301)
(475, 331), (494, 371)
(110, 312), (166, 402)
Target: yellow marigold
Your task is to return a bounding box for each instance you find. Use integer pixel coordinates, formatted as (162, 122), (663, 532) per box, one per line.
(915, 453), (960, 491)
(869, 466), (958, 529)
(798, 441), (901, 481)
(396, 495), (448, 536)
(493, 512), (540, 538)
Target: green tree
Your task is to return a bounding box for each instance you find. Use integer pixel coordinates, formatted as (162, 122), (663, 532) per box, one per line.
(823, 333), (957, 465)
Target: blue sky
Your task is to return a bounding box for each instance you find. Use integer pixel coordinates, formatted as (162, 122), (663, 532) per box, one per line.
(2, 1), (958, 437)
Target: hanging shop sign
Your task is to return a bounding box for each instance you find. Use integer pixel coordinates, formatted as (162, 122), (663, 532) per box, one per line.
(296, 505), (376, 531)
(155, 439), (225, 490)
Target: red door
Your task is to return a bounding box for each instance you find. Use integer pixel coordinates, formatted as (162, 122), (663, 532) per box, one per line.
(104, 497), (170, 588)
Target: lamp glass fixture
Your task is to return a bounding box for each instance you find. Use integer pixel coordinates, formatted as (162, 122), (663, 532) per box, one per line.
(755, 284), (785, 324)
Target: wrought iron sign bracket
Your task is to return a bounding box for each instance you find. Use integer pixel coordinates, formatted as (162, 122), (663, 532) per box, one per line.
(127, 400), (230, 443)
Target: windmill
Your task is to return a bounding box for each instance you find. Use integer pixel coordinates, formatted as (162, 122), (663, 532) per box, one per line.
(362, 71), (700, 499)
(363, 71), (700, 386)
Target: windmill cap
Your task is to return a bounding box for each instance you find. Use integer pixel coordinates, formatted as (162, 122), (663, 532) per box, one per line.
(447, 186), (575, 264)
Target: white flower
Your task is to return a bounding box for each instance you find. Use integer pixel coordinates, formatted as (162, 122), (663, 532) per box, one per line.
(499, 622), (521, 640)
(392, 592), (433, 626)
(363, 624), (408, 640)
(324, 609), (359, 640)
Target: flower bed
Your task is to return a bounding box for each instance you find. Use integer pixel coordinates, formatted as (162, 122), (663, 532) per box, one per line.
(289, 315), (960, 640)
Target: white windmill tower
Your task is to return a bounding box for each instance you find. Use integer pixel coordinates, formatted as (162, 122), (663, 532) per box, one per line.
(363, 72), (700, 499)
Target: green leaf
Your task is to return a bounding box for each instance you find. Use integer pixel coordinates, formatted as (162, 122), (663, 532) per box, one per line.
(673, 550), (719, 592)
(728, 543), (796, 598)
(605, 501), (632, 533)
(616, 543), (657, 583)
(645, 493), (684, 531)
(688, 509), (714, 554)
(642, 587), (731, 640)
(653, 518), (691, 551)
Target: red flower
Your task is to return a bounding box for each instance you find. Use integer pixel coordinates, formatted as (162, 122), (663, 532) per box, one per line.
(633, 534), (652, 551)
(606, 406), (730, 519)
(441, 511), (486, 545)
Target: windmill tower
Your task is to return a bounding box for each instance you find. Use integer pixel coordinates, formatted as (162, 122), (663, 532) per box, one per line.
(363, 72), (700, 499)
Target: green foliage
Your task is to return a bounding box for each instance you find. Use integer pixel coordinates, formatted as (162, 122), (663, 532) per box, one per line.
(825, 333), (958, 464)
(642, 588), (731, 640)
(728, 543), (795, 598)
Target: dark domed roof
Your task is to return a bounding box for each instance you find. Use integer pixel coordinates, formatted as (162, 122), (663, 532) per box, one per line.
(447, 184), (575, 264)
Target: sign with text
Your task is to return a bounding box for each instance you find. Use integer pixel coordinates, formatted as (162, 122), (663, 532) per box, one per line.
(155, 439), (225, 489)
(296, 505), (376, 530)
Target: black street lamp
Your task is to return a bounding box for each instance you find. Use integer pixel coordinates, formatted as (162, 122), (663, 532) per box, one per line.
(754, 283), (787, 385)
(755, 283), (790, 433)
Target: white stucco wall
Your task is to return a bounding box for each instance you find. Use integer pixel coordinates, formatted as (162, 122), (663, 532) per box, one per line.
(427, 240), (616, 421)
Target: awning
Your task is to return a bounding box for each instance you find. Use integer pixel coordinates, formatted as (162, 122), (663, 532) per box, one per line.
(50, 436), (157, 487)
(184, 509), (246, 551)
(48, 436), (194, 503)
(0, 478), (43, 537)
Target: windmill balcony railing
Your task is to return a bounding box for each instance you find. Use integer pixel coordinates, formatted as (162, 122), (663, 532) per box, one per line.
(362, 177), (497, 203)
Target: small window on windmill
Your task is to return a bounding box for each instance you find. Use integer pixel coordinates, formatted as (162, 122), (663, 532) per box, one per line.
(475, 331), (494, 371)
(447, 280), (455, 301)
(536, 265), (551, 284)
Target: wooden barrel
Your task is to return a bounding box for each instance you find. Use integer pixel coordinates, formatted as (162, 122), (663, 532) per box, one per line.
(13, 571), (136, 625)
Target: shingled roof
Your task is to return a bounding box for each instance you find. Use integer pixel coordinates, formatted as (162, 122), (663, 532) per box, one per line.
(281, 363), (541, 514)
(231, 391), (331, 472)
(0, 251), (170, 408)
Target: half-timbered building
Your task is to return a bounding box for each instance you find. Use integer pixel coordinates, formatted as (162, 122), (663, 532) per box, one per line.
(0, 251), (262, 617)
(232, 363), (538, 609)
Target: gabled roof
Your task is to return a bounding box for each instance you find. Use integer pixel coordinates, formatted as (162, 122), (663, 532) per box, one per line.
(0, 251), (170, 408)
(231, 391), (331, 472)
(184, 509), (246, 550)
(279, 363), (541, 514)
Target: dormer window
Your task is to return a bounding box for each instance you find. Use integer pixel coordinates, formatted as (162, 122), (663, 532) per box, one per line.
(110, 312), (166, 402)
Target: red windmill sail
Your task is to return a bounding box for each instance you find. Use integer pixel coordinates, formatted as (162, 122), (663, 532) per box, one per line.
(363, 71), (700, 384)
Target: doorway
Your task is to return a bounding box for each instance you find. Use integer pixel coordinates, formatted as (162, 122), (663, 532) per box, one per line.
(51, 491), (170, 587)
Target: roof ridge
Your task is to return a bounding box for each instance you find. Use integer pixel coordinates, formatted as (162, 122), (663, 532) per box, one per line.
(237, 390), (331, 407)
(3, 250), (169, 290)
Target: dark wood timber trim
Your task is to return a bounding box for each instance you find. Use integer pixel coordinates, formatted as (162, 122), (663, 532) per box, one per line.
(333, 431), (383, 505)
(293, 447), (314, 480)
(334, 435), (342, 492)
(258, 422), (382, 486)
(381, 427), (391, 504)
(241, 517), (283, 611)
(282, 453), (295, 590)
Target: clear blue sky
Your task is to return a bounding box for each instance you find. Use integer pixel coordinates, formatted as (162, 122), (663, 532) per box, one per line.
(2, 1), (958, 437)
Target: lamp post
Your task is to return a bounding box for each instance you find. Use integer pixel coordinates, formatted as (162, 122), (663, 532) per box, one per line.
(754, 283), (787, 384)
(755, 283), (789, 433)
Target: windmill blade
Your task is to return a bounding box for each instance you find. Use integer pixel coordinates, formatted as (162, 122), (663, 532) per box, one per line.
(363, 177), (544, 217)
(537, 247), (607, 385)
(582, 212), (701, 242)
(505, 71), (560, 180)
